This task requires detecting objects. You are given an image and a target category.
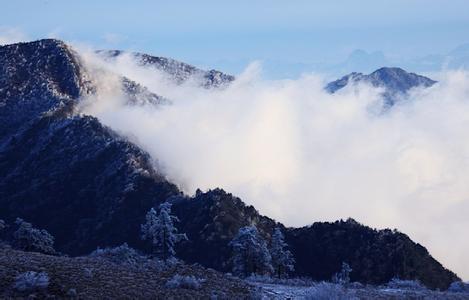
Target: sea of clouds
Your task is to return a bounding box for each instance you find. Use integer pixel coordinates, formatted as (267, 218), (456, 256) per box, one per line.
(77, 48), (469, 280)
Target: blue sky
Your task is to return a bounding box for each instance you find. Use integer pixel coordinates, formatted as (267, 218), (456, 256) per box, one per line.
(1, 0), (469, 77)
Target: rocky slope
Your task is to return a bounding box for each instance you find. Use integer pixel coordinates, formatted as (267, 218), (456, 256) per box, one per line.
(0, 39), (460, 290)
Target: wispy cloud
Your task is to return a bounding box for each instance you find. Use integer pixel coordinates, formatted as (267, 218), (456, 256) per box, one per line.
(0, 27), (28, 45)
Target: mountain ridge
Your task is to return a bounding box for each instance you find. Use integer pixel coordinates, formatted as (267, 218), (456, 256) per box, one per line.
(97, 49), (235, 87)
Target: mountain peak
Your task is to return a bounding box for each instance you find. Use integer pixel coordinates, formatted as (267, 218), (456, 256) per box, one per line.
(367, 66), (436, 93)
(0, 38), (93, 137)
(371, 66), (406, 75)
(325, 67), (436, 107)
(368, 66), (429, 82)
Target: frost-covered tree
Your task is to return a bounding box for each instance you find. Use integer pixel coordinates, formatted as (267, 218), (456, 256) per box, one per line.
(229, 226), (273, 277)
(14, 271), (49, 292)
(332, 262), (352, 284)
(141, 202), (187, 260)
(13, 218), (55, 254)
(270, 227), (295, 278)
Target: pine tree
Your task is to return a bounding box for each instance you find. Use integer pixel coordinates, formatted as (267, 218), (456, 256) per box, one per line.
(229, 226), (273, 277)
(141, 202), (187, 260)
(270, 227), (295, 278)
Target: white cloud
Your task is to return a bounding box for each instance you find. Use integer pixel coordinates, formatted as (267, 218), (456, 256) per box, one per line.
(77, 49), (469, 280)
(0, 27), (28, 45)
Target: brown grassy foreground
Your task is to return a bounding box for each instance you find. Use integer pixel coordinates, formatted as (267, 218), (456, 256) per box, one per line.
(0, 246), (252, 299)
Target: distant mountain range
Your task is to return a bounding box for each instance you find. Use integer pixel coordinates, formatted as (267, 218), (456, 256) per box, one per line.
(237, 44), (469, 79)
(0, 39), (459, 289)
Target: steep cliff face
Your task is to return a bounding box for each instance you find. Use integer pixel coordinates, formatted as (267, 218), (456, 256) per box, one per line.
(0, 39), (459, 290)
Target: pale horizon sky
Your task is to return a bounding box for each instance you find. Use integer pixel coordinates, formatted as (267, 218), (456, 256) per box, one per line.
(1, 0), (469, 76)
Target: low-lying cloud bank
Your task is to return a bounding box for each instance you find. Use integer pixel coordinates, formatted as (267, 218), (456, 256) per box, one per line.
(78, 49), (469, 280)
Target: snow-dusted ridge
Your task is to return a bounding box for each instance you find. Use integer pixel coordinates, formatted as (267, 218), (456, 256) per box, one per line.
(97, 49), (235, 88)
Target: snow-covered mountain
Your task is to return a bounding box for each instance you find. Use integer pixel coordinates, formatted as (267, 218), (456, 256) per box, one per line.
(0, 39), (459, 290)
(325, 67), (436, 107)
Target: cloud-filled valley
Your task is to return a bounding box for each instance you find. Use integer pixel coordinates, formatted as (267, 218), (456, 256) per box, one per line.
(77, 49), (469, 280)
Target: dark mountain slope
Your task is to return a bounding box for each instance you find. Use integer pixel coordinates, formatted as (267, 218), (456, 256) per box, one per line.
(0, 114), (180, 254)
(171, 189), (459, 290)
(287, 219), (458, 290)
(325, 67), (436, 107)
